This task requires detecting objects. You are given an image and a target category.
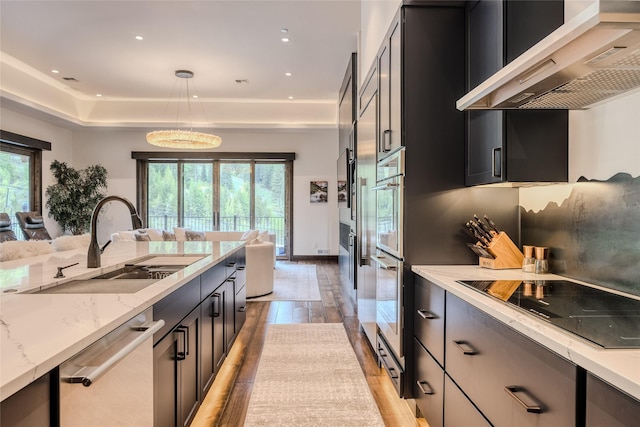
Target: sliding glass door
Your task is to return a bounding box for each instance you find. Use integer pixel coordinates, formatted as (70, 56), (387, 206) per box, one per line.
(143, 158), (289, 258)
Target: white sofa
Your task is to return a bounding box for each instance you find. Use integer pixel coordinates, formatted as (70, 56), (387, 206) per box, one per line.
(204, 231), (275, 298)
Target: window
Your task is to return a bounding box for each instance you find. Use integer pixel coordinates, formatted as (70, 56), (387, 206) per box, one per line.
(0, 131), (51, 240)
(135, 152), (294, 259)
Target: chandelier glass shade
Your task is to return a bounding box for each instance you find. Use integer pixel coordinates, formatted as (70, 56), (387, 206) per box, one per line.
(146, 70), (221, 149)
(146, 130), (222, 149)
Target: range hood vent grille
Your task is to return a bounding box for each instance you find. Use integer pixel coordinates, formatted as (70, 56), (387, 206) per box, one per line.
(457, 0), (640, 110)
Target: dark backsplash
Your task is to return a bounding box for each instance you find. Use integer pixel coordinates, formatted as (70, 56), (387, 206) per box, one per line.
(521, 173), (640, 297)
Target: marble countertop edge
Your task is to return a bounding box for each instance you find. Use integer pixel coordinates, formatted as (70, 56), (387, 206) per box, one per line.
(411, 265), (640, 401)
(0, 241), (244, 401)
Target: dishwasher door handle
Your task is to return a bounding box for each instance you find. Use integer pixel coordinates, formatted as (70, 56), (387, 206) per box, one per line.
(64, 319), (165, 387)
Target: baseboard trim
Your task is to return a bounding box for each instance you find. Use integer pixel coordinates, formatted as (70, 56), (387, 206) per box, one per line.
(289, 255), (338, 262)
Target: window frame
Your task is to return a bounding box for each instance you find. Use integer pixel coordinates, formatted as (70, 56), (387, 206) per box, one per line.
(134, 151), (294, 259)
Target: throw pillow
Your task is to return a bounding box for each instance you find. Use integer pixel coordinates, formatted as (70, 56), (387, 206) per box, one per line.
(134, 233), (151, 241)
(173, 227), (191, 241)
(162, 231), (177, 241)
(185, 231), (205, 241)
(240, 229), (258, 241)
(145, 228), (164, 241)
(257, 230), (269, 243)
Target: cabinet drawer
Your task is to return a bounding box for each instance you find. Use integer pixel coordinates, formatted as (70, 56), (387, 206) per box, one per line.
(414, 275), (445, 366)
(201, 262), (226, 299)
(235, 265), (246, 294)
(235, 283), (247, 331)
(413, 338), (444, 427)
(153, 277), (200, 344)
(377, 334), (403, 396)
(444, 374), (490, 427)
(445, 293), (577, 427)
(586, 373), (640, 427)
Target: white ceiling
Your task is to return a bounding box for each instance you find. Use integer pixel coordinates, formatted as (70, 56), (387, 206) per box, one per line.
(0, 0), (361, 129)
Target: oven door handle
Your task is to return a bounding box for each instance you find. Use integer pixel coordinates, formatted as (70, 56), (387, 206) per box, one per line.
(370, 254), (397, 270)
(63, 319), (165, 387)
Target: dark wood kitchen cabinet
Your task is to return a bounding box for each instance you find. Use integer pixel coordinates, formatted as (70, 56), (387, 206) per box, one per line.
(377, 19), (401, 159)
(445, 292), (578, 427)
(0, 371), (53, 427)
(413, 338), (444, 427)
(465, 0), (568, 185)
(586, 373), (640, 427)
(154, 247), (245, 427)
(339, 52), (357, 157)
(443, 374), (490, 427)
(154, 307), (200, 427)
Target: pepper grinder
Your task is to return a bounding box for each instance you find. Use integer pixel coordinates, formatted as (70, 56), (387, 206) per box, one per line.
(522, 245), (535, 273)
(534, 246), (549, 274)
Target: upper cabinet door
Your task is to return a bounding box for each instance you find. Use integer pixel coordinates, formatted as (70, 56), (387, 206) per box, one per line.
(378, 21), (402, 161)
(466, 0), (504, 185)
(465, 0), (568, 186)
(339, 53), (357, 157)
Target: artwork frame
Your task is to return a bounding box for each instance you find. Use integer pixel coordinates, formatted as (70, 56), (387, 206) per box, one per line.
(310, 180), (328, 203)
(337, 180), (347, 206)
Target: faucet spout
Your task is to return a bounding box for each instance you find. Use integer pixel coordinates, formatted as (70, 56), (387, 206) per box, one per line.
(87, 196), (142, 268)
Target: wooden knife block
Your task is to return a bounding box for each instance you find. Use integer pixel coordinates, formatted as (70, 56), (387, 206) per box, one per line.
(478, 232), (524, 269)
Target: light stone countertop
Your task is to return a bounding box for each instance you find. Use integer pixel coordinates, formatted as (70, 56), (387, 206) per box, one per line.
(412, 265), (640, 401)
(0, 240), (244, 401)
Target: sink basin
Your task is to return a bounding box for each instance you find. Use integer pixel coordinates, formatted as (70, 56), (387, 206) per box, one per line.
(93, 265), (186, 280)
(30, 255), (205, 295)
(33, 264), (189, 294)
(34, 278), (158, 294)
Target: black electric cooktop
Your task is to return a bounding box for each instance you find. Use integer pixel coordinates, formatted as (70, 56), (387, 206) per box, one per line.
(456, 279), (640, 349)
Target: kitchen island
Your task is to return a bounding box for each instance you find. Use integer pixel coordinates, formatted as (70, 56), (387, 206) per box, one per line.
(0, 240), (244, 402)
(413, 265), (640, 398)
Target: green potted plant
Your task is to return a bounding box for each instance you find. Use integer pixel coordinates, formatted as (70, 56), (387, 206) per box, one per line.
(46, 160), (108, 235)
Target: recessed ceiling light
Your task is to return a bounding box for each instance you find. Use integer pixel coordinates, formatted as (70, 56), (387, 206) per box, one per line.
(285, 72), (292, 77)
(51, 69), (59, 74)
(135, 35), (144, 41)
(288, 96), (294, 100)
(281, 37), (291, 43)
(192, 95), (198, 99)
(96, 94), (102, 97)
(281, 28), (288, 33)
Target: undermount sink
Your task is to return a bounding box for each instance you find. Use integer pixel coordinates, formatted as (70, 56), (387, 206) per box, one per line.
(33, 263), (196, 295)
(30, 255), (205, 295)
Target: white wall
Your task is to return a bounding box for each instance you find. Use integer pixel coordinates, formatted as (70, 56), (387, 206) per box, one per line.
(0, 106), (74, 237)
(71, 128), (339, 255)
(520, 90), (640, 212)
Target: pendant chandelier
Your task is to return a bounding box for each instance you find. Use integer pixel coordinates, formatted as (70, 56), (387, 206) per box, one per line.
(146, 70), (222, 149)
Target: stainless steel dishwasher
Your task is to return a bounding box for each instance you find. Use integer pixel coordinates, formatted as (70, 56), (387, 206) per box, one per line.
(59, 308), (164, 426)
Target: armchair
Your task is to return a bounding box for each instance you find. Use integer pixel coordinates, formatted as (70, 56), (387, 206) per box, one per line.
(15, 211), (52, 240)
(0, 213), (17, 242)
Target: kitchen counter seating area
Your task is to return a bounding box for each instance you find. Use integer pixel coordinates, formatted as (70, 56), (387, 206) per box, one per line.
(0, 239), (246, 426)
(412, 265), (640, 427)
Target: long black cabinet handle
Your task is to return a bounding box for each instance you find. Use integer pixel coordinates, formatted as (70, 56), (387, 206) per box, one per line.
(213, 293), (221, 318)
(453, 340), (478, 355)
(178, 325), (190, 357)
(504, 386), (543, 414)
(492, 147), (502, 178)
(387, 367), (399, 380)
(383, 129), (391, 152)
(417, 380), (434, 395)
(175, 328), (186, 361)
(417, 309), (437, 320)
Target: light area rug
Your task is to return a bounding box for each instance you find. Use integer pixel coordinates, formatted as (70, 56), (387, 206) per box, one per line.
(244, 323), (385, 426)
(249, 262), (322, 301)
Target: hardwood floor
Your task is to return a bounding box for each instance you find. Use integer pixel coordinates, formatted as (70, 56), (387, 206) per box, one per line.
(191, 260), (427, 427)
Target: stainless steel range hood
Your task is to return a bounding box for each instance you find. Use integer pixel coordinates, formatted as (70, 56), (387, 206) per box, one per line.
(457, 0), (640, 110)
